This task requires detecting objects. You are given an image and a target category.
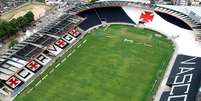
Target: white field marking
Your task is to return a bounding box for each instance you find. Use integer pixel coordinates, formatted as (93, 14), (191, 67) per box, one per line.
(104, 25), (110, 31)
(27, 88), (33, 94)
(135, 42), (152, 47)
(61, 58), (67, 63)
(105, 35), (112, 38)
(67, 53), (72, 58)
(143, 43), (152, 47)
(55, 63), (61, 68)
(82, 39), (87, 44)
(49, 63), (53, 66)
(42, 74), (48, 80)
(49, 68), (55, 74)
(67, 49), (76, 58)
(71, 49), (76, 54)
(35, 80), (42, 87)
(135, 42), (144, 45)
(77, 44), (82, 48)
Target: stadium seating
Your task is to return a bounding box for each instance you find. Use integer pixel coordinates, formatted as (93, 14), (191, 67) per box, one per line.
(154, 6), (201, 40)
(155, 11), (192, 30)
(77, 9), (102, 30)
(77, 7), (135, 31)
(39, 14), (83, 37)
(95, 7), (134, 23)
(13, 44), (43, 60)
(160, 55), (201, 101)
(25, 34), (57, 47)
(0, 1), (200, 101)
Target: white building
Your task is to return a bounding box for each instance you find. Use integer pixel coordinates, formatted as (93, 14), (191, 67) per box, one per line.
(45, 0), (63, 5)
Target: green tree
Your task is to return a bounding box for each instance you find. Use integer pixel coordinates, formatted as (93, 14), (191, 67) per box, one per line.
(0, 11), (35, 38)
(10, 19), (19, 31)
(0, 23), (6, 38)
(16, 16), (29, 29)
(0, 20), (10, 37)
(24, 11), (34, 23)
(90, 0), (98, 3)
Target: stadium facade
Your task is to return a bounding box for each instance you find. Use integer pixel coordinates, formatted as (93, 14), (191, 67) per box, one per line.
(0, 1), (200, 101)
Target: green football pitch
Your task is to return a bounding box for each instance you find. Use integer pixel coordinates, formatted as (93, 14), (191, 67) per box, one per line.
(15, 25), (174, 101)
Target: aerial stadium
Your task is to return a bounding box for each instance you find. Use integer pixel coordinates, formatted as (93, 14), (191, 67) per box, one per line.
(0, 0), (200, 101)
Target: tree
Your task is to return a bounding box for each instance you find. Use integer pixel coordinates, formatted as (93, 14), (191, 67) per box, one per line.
(0, 23), (6, 38)
(0, 11), (35, 38)
(0, 19), (18, 38)
(0, 20), (10, 37)
(35, 0), (45, 3)
(24, 11), (34, 23)
(89, 0), (98, 3)
(10, 19), (19, 31)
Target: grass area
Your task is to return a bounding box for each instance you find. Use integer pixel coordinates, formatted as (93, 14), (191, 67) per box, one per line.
(0, 2), (51, 21)
(15, 25), (174, 101)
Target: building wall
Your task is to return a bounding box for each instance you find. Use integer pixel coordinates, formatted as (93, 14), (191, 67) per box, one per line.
(45, 0), (63, 5)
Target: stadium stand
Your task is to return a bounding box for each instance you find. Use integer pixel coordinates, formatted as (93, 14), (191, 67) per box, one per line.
(154, 6), (201, 41)
(39, 14), (83, 37)
(77, 9), (102, 30)
(159, 92), (170, 101)
(155, 11), (192, 30)
(77, 6), (135, 31)
(66, 1), (150, 15)
(0, 8), (83, 98)
(0, 1), (200, 101)
(95, 7), (134, 23)
(160, 55), (201, 101)
(24, 34), (57, 47)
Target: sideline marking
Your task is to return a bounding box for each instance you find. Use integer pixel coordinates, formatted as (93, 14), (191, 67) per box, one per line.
(67, 53), (72, 58)
(61, 58), (67, 63)
(27, 88), (33, 94)
(72, 49), (76, 54)
(42, 74), (48, 80)
(83, 39), (87, 44)
(35, 80), (42, 87)
(49, 68), (55, 74)
(77, 44), (82, 48)
(67, 49), (76, 58)
(55, 63), (61, 68)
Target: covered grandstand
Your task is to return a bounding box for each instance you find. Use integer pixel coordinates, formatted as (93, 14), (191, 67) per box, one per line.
(0, 1), (200, 101)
